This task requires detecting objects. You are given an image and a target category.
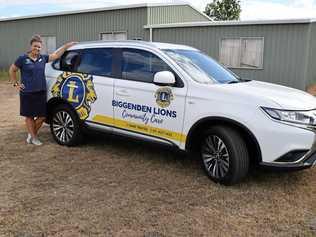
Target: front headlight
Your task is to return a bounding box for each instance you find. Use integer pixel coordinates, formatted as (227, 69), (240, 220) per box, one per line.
(262, 107), (316, 126)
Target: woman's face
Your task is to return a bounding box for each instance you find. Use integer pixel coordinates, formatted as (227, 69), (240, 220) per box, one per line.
(30, 41), (42, 56)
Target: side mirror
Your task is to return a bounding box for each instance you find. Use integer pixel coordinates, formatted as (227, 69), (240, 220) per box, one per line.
(153, 71), (175, 86)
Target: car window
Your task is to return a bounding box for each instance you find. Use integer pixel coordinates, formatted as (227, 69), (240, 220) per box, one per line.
(121, 48), (171, 83)
(77, 48), (113, 77)
(60, 51), (80, 72)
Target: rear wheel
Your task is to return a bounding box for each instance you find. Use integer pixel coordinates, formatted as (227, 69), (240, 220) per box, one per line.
(200, 126), (249, 185)
(50, 104), (82, 146)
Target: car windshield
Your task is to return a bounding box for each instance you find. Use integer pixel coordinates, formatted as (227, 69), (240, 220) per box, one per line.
(163, 49), (240, 84)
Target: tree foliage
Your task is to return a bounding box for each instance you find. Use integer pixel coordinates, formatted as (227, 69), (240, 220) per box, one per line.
(204, 0), (241, 21)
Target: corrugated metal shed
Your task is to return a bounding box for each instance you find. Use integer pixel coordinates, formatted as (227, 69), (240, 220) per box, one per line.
(0, 2), (315, 90)
(147, 5), (210, 25)
(306, 22), (316, 87)
(0, 3), (210, 69)
(146, 20), (316, 90)
(0, 7), (145, 68)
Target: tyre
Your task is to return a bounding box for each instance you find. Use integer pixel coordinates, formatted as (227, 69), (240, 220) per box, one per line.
(200, 126), (249, 185)
(50, 104), (83, 146)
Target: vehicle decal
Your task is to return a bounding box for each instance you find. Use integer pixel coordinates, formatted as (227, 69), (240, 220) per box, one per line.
(92, 114), (186, 143)
(154, 87), (174, 108)
(112, 100), (177, 125)
(51, 72), (97, 120)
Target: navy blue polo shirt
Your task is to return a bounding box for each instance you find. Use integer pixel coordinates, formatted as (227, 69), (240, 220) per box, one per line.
(14, 54), (49, 93)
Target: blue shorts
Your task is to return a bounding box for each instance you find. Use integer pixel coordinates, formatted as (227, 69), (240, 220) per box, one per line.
(20, 90), (47, 117)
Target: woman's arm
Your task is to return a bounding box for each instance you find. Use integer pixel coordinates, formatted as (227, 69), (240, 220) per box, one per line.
(9, 64), (24, 91)
(48, 41), (77, 62)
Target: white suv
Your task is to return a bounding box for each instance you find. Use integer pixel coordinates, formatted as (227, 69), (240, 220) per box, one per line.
(45, 41), (316, 185)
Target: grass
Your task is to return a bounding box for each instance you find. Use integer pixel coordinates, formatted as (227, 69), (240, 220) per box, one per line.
(0, 69), (20, 82)
(0, 70), (9, 81)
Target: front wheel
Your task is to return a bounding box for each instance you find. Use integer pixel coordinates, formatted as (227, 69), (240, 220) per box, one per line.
(50, 104), (83, 146)
(200, 126), (249, 185)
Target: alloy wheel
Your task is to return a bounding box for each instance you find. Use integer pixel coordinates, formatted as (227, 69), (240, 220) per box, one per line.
(201, 135), (230, 179)
(52, 111), (74, 143)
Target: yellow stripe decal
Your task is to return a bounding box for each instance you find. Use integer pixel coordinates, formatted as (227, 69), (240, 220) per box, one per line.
(92, 114), (186, 143)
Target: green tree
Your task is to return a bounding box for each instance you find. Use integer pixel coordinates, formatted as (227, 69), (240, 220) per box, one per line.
(204, 0), (241, 21)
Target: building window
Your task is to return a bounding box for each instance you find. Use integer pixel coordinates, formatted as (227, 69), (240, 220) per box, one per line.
(41, 36), (56, 54)
(219, 38), (264, 69)
(100, 32), (127, 41)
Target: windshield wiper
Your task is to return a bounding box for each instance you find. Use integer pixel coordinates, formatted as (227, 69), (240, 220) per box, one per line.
(227, 78), (252, 84)
(227, 80), (240, 84)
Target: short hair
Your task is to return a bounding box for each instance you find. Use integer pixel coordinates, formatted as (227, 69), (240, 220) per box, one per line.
(30, 34), (42, 45)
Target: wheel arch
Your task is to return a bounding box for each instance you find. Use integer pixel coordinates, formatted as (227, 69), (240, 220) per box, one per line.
(46, 97), (79, 123)
(185, 117), (262, 165)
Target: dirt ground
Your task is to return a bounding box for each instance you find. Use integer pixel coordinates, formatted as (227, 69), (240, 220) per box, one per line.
(0, 80), (315, 237)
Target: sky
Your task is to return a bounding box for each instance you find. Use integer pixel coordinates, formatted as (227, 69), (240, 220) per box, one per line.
(0, 0), (315, 20)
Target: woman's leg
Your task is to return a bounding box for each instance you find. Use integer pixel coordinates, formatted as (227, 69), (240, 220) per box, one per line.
(34, 117), (46, 135)
(33, 91), (47, 136)
(25, 117), (36, 138)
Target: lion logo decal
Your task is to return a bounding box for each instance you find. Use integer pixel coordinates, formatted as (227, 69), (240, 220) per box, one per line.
(154, 87), (174, 108)
(51, 72), (97, 120)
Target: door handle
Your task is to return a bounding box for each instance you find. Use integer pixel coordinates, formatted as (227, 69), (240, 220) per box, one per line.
(116, 89), (130, 97)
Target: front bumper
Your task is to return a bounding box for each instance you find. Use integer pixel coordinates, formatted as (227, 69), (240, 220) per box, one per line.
(260, 132), (316, 171)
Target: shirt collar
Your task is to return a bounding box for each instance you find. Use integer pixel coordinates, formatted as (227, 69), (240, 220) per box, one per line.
(25, 53), (42, 62)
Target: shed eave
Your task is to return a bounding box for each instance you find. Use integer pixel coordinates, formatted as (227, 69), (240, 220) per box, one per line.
(144, 18), (316, 29)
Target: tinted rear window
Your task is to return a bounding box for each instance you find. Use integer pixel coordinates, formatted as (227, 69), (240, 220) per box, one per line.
(77, 48), (113, 77)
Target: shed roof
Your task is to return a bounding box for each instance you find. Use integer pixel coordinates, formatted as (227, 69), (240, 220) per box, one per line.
(0, 2), (188, 22)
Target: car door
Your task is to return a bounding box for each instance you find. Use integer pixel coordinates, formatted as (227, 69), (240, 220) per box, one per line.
(112, 47), (187, 147)
(74, 48), (115, 132)
(51, 48), (115, 132)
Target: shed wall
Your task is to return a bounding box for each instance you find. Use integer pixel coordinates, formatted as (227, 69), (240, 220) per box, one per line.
(0, 7), (148, 69)
(148, 5), (209, 25)
(306, 22), (316, 88)
(152, 24), (309, 90)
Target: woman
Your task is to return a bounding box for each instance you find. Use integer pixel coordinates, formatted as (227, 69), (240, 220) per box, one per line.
(9, 35), (77, 145)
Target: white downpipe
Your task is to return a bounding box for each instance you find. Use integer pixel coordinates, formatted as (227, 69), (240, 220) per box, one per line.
(149, 27), (153, 42)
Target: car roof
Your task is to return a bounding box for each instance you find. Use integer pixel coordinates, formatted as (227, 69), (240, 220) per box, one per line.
(69, 40), (198, 51)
